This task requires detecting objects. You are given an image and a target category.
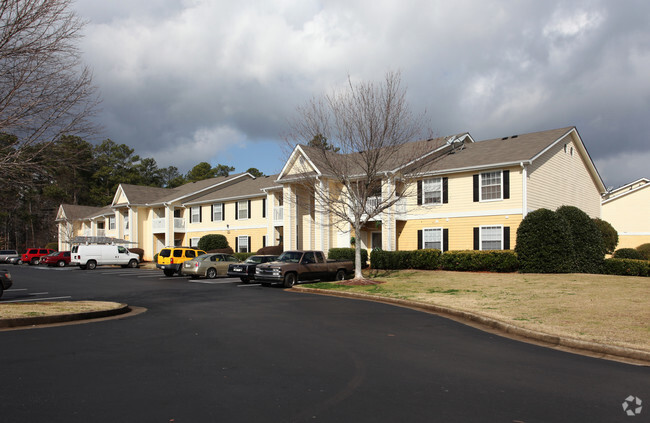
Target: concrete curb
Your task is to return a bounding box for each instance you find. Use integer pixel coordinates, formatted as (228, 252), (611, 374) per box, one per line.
(292, 286), (650, 366)
(0, 304), (132, 329)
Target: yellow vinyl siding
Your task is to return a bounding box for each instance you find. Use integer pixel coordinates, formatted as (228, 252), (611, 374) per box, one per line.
(397, 215), (522, 251)
(527, 133), (601, 217)
(602, 184), (650, 249)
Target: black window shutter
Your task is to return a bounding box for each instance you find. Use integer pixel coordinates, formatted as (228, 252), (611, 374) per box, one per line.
(262, 235), (266, 248)
(222, 203), (225, 220)
(473, 227), (480, 250)
(503, 170), (510, 199)
(417, 180), (422, 205)
(443, 229), (449, 252)
(235, 202), (238, 220)
(503, 226), (510, 250)
(473, 175), (479, 202)
(211, 205), (214, 222)
(189, 209), (193, 224)
(417, 230), (423, 249)
(443, 177), (448, 204)
(247, 236), (251, 253)
(235, 237), (238, 252)
(199, 206), (202, 223)
(262, 198), (266, 218)
(248, 200), (251, 219)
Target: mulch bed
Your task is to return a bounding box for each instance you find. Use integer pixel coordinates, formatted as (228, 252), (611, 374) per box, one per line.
(337, 279), (385, 286)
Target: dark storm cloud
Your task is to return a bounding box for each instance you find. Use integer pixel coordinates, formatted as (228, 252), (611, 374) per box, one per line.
(76, 0), (650, 188)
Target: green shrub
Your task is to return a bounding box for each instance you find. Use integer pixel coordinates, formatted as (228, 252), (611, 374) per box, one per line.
(234, 252), (255, 261)
(601, 258), (650, 276)
(612, 248), (645, 260)
(515, 208), (574, 273)
(198, 234), (229, 251)
(256, 245), (283, 256)
(410, 249), (442, 270)
(593, 218), (618, 254)
(439, 250), (518, 272)
(153, 253), (158, 263)
(329, 248), (368, 268)
(635, 243), (650, 260)
(556, 206), (605, 273)
(370, 249), (415, 270)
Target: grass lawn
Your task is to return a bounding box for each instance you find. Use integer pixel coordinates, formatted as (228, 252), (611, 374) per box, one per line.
(304, 270), (650, 352)
(0, 301), (123, 319)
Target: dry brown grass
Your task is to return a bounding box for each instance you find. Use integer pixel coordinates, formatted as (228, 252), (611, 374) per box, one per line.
(0, 301), (123, 319)
(306, 270), (650, 352)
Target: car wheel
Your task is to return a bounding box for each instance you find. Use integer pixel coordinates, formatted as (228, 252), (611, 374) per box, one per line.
(206, 267), (217, 279)
(335, 269), (346, 281)
(128, 259), (138, 268)
(30, 258), (39, 265)
(240, 277), (250, 284)
(283, 272), (297, 288)
(0, 284), (3, 298)
(57, 260), (66, 267)
(16, 259), (23, 265)
(163, 269), (175, 277)
(87, 260), (97, 270)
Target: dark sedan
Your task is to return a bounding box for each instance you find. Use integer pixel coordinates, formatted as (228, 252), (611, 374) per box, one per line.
(227, 255), (278, 283)
(0, 268), (12, 298)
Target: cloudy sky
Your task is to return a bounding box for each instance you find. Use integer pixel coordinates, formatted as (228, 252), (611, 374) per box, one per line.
(73, 0), (650, 189)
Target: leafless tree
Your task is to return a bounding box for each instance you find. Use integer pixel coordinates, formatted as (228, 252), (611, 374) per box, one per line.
(287, 71), (435, 279)
(0, 0), (99, 181)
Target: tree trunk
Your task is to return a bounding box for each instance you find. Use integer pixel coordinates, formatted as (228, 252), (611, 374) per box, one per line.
(353, 222), (363, 279)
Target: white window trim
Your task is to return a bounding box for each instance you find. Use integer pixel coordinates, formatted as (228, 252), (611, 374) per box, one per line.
(479, 225), (503, 251)
(189, 237), (200, 248)
(237, 235), (249, 253)
(423, 227), (443, 251)
(479, 171), (503, 202)
(422, 177), (443, 206)
(213, 202), (223, 221)
(108, 216), (116, 230)
(191, 206), (201, 223)
(238, 200), (249, 220)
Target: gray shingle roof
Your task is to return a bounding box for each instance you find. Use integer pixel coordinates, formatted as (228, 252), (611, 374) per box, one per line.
(186, 174), (280, 205)
(58, 204), (106, 221)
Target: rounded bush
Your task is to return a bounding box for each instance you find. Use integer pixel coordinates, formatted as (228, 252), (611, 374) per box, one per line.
(635, 243), (650, 260)
(593, 218), (618, 254)
(198, 234), (229, 251)
(613, 248), (645, 260)
(256, 245), (283, 256)
(556, 206), (605, 273)
(515, 208), (574, 273)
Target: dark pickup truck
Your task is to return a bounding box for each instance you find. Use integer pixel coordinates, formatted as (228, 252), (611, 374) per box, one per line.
(255, 250), (354, 288)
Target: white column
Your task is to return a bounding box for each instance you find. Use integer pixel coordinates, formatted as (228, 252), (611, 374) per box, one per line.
(283, 185), (293, 249)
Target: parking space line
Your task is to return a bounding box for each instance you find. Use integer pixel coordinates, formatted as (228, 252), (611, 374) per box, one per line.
(6, 289), (27, 292)
(189, 280), (235, 284)
(1, 296), (72, 303)
(237, 284), (261, 287)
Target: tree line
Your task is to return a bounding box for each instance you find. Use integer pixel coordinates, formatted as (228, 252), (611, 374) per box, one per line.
(0, 134), (263, 250)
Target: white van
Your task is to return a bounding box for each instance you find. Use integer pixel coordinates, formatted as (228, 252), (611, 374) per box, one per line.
(70, 245), (140, 270)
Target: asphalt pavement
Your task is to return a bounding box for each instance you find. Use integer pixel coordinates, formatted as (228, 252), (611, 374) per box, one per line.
(1, 264), (648, 422)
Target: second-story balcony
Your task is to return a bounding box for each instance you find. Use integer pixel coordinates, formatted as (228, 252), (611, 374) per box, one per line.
(273, 206), (284, 226)
(153, 217), (186, 234)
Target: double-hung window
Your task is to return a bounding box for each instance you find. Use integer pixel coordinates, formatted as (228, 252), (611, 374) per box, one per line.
(480, 171), (502, 201)
(481, 226), (502, 250)
(423, 228), (442, 250)
(237, 235), (249, 253)
(108, 216), (116, 230)
(190, 237), (200, 248)
(422, 178), (443, 205)
(191, 206), (201, 223)
(212, 203), (223, 221)
(238, 200), (248, 220)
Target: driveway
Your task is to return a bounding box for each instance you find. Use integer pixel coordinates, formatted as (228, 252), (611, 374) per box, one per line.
(1, 265), (648, 422)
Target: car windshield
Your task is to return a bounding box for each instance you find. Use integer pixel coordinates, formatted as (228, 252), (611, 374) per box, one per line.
(244, 256), (263, 264)
(276, 251), (302, 263)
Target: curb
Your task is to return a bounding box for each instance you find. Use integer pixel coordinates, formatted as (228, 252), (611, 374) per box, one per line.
(291, 286), (650, 366)
(0, 304), (132, 329)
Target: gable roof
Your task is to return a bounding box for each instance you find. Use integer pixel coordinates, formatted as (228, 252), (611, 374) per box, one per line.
(184, 174), (281, 205)
(56, 204), (106, 222)
(602, 178), (650, 204)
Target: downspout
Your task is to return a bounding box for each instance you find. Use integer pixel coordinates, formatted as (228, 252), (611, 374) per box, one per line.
(520, 162), (528, 218)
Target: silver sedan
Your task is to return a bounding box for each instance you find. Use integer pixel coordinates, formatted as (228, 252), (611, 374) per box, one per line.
(180, 253), (240, 279)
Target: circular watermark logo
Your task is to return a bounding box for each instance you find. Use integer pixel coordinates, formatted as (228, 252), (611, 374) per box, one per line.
(622, 395), (642, 417)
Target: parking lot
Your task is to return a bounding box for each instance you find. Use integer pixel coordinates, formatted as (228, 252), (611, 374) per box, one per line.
(1, 263), (648, 423)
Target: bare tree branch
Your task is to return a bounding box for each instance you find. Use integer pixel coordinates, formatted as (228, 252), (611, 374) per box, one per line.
(0, 0), (100, 181)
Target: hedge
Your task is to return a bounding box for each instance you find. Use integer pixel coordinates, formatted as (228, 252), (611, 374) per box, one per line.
(328, 248), (368, 268)
(635, 243), (650, 260)
(515, 208), (574, 273)
(234, 252), (256, 261)
(439, 250), (519, 273)
(601, 258), (650, 277)
(370, 249), (517, 273)
(612, 248), (645, 260)
(556, 205), (605, 273)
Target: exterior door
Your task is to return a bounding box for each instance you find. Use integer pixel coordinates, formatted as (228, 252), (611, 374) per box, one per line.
(371, 232), (382, 250)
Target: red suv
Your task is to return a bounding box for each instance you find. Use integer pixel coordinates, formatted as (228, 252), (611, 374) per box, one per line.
(39, 251), (71, 267)
(21, 248), (55, 265)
